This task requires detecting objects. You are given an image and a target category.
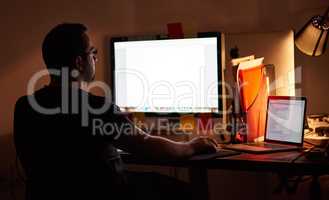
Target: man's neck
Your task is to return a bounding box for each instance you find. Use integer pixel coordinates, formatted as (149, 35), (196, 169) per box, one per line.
(49, 79), (89, 91)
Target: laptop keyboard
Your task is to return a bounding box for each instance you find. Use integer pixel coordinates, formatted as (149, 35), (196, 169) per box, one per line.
(248, 143), (288, 148)
(228, 144), (271, 151)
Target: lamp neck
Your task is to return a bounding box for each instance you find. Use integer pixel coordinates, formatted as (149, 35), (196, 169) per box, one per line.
(319, 5), (329, 25)
(323, 5), (329, 19)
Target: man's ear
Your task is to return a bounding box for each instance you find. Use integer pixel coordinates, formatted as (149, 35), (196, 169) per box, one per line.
(75, 56), (84, 73)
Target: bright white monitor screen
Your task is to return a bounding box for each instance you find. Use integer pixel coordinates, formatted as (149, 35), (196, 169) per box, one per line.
(266, 99), (305, 144)
(113, 37), (220, 113)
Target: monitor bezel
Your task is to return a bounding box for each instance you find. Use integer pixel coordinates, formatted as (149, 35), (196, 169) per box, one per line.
(110, 32), (223, 117)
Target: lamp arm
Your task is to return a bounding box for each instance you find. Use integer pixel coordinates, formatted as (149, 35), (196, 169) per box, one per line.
(319, 5), (329, 25)
(322, 5), (329, 18)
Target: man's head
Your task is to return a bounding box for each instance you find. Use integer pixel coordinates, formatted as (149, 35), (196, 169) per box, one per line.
(42, 23), (97, 83)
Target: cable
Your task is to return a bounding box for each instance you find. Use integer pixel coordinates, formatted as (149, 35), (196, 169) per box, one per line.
(291, 146), (316, 163)
(304, 140), (318, 147)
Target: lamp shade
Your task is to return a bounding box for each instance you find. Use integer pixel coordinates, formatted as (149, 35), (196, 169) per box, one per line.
(295, 15), (329, 56)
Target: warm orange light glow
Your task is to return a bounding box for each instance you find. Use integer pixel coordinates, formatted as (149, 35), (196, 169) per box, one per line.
(180, 114), (195, 131)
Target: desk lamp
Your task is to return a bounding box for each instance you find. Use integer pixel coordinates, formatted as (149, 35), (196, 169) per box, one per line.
(295, 6), (329, 56)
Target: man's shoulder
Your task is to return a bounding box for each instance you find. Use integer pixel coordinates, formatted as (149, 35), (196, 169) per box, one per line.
(14, 87), (119, 115)
(14, 87), (49, 109)
(15, 95), (29, 109)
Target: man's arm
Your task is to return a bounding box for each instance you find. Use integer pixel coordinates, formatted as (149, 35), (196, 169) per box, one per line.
(113, 121), (217, 160)
(98, 104), (217, 160)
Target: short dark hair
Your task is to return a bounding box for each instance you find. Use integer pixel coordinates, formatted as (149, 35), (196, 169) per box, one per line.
(42, 23), (88, 70)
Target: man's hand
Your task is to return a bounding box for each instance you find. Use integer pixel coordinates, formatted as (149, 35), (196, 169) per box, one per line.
(187, 137), (218, 155)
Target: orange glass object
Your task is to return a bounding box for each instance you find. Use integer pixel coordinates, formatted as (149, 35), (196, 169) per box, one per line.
(238, 64), (268, 142)
(238, 65), (264, 112)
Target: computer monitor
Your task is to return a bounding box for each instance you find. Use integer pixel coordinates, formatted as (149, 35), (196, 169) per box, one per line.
(110, 32), (222, 115)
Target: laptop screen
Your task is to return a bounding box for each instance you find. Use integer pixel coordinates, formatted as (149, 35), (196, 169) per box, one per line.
(265, 97), (306, 144)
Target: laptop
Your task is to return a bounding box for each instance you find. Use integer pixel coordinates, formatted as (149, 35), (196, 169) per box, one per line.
(224, 96), (307, 154)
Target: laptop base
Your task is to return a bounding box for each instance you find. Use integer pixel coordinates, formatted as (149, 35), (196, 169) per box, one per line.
(223, 143), (303, 154)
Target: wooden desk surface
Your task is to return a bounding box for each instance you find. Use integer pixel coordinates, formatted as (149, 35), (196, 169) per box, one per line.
(121, 150), (329, 175)
(121, 150), (329, 200)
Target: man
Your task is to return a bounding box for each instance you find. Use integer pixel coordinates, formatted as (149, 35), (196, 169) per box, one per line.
(14, 23), (217, 200)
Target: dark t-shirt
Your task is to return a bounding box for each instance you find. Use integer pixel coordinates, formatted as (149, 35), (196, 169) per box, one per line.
(14, 85), (131, 199)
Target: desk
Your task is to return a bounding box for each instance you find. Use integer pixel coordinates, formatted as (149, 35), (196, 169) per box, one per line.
(121, 151), (329, 200)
